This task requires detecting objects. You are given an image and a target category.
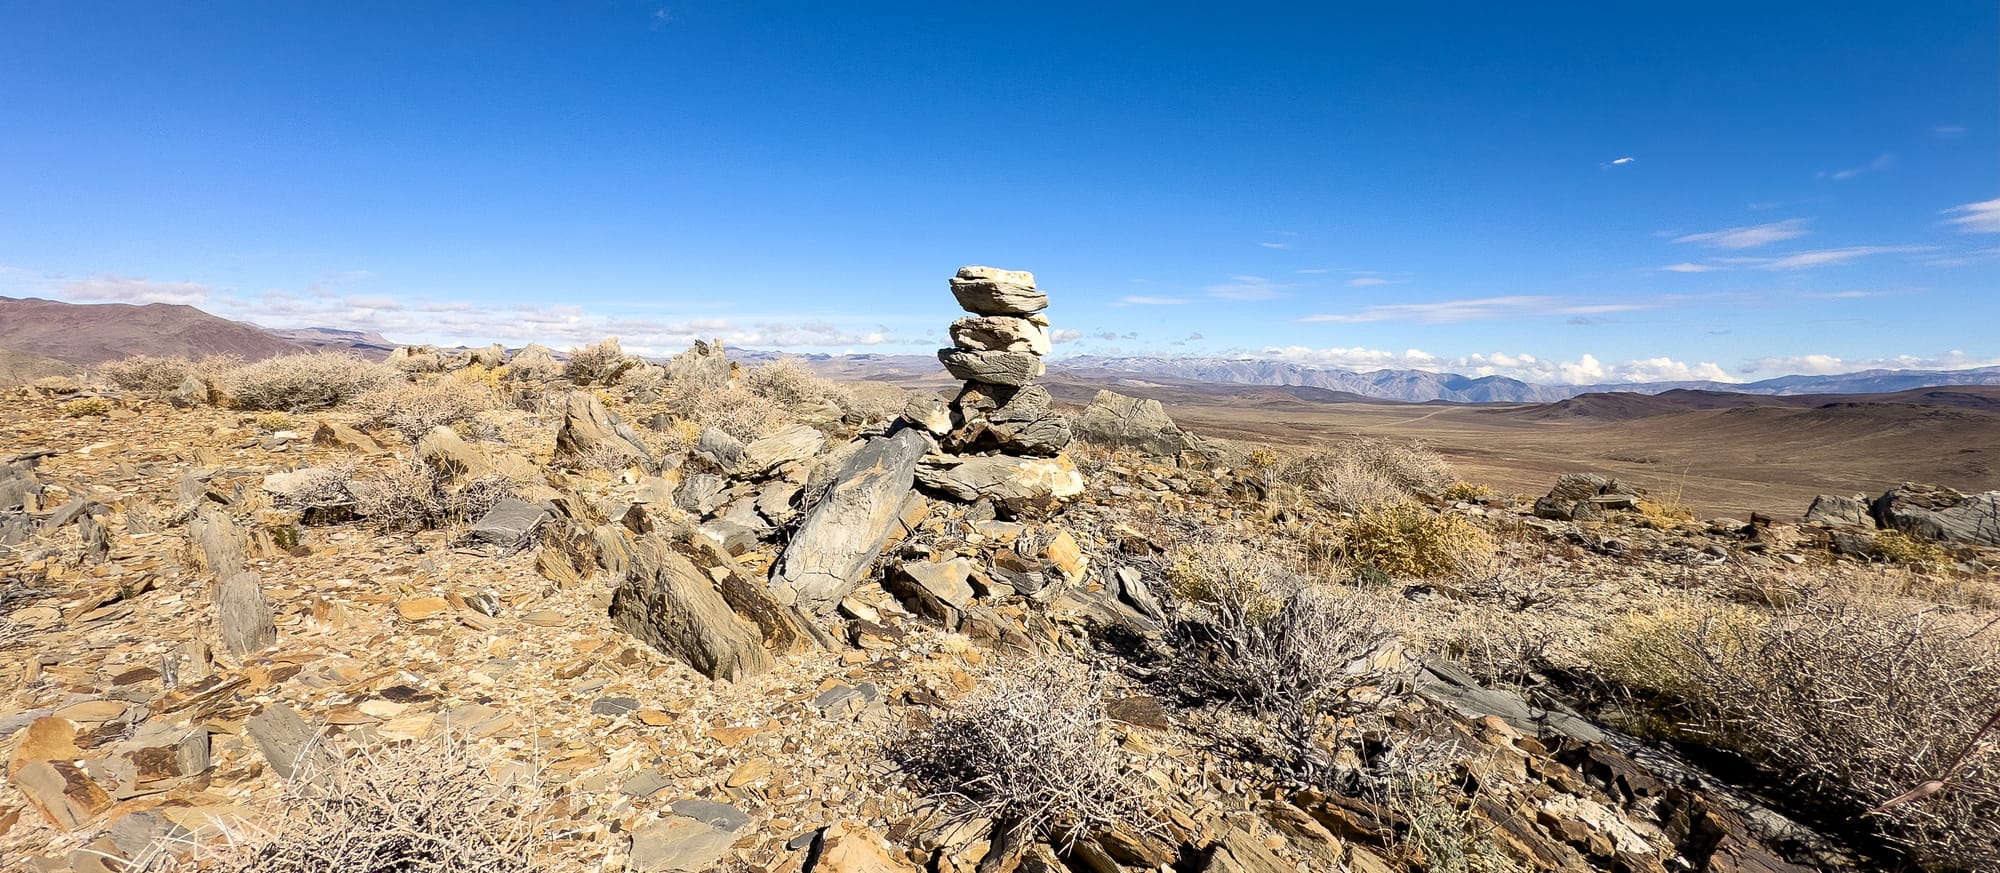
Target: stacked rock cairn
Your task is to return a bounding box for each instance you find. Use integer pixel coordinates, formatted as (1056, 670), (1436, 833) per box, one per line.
(918, 266), (1073, 458)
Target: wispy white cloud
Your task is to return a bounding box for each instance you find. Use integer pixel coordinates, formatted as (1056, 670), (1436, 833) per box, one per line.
(1743, 351), (2000, 376)
(1298, 294), (1667, 325)
(1347, 277), (1399, 287)
(1820, 153), (1894, 181)
(1050, 328), (1083, 344)
(1259, 345), (1734, 385)
(1609, 156), (1635, 166)
(1206, 276), (1287, 301)
(1115, 295), (1190, 306)
(1258, 241), (1289, 249)
(1662, 262), (1717, 273)
(1932, 124), (1965, 137)
(1944, 198), (2000, 233)
(1295, 268), (1330, 274)
(56, 275), (214, 306)
(1716, 245), (1934, 270)
(1672, 218), (1810, 249)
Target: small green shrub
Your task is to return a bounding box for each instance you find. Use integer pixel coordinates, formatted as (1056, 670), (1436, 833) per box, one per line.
(1341, 503), (1492, 578)
(60, 397), (110, 418)
(253, 412), (294, 433)
(1871, 530), (1950, 572)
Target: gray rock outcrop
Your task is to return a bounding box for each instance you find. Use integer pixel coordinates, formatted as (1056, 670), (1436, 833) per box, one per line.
(1871, 482), (2000, 547)
(611, 534), (775, 681)
(1802, 493), (1872, 527)
(663, 339), (731, 384)
(769, 428), (929, 612)
(1072, 389), (1198, 457)
(554, 391), (654, 470)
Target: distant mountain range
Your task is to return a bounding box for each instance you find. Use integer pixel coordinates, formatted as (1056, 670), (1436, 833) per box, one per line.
(5, 296), (1998, 403)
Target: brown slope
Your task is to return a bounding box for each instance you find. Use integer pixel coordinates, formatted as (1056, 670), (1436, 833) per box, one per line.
(0, 297), (306, 365)
(0, 348), (82, 386)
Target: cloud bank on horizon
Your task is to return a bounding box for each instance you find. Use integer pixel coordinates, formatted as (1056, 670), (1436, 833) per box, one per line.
(0, 5), (1993, 386)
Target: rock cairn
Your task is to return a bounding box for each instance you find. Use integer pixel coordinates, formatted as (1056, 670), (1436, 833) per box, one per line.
(905, 266), (1083, 514)
(924, 266), (1072, 457)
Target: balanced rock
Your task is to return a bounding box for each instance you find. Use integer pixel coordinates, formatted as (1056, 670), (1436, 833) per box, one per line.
(944, 383), (1071, 456)
(948, 266), (1048, 316)
(937, 348), (1046, 387)
(949, 314), (1052, 355)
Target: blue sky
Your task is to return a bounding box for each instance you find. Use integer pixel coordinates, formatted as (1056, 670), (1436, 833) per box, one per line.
(3, 2), (1996, 384)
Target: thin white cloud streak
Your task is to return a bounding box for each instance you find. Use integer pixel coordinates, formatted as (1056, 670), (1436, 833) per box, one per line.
(1610, 156), (1635, 165)
(1205, 276), (1286, 301)
(1298, 295), (1664, 325)
(1050, 328), (1083, 344)
(1347, 277), (1398, 287)
(1259, 345), (1734, 384)
(1115, 295), (1191, 306)
(1662, 263), (1717, 273)
(1823, 153), (1894, 181)
(1715, 245), (1933, 270)
(1258, 241), (1289, 249)
(1672, 218), (1809, 249)
(1743, 351), (2000, 376)
(58, 275), (214, 306)
(1944, 198), (2000, 233)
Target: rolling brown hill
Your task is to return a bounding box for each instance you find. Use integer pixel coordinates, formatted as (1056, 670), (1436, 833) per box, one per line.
(0, 296), (306, 365)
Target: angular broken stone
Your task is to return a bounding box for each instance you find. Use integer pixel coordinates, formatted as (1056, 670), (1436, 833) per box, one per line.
(610, 534), (775, 681)
(554, 390), (654, 469)
(916, 454), (1084, 507)
(949, 314), (1052, 355)
(1072, 389), (1198, 457)
(466, 499), (551, 553)
(217, 571), (277, 659)
(883, 559), (976, 628)
(738, 424), (826, 477)
(245, 703), (339, 782)
(770, 428), (928, 612)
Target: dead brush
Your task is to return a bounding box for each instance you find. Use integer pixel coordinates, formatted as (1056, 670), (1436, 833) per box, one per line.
(896, 658), (1161, 854)
(1280, 437), (1454, 513)
(353, 379), (497, 443)
(351, 455), (516, 532)
(225, 352), (398, 412)
(1595, 592), (2000, 870)
(122, 731), (545, 873)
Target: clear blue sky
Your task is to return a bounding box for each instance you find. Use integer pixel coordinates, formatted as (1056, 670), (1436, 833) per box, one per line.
(3, 2), (1995, 383)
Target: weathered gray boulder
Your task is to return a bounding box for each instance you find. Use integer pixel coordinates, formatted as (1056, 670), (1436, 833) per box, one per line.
(948, 266), (1049, 316)
(945, 383), (1071, 456)
(1871, 483), (2000, 546)
(0, 461), (43, 512)
(554, 391), (654, 469)
(902, 395), (953, 436)
(1072, 389), (1195, 457)
(769, 428), (928, 612)
(937, 349), (1046, 387)
(738, 424), (826, 477)
(674, 473), (728, 517)
(1803, 493), (1872, 527)
(470, 343), (507, 368)
(915, 454), (1085, 507)
(949, 314), (1052, 355)
(610, 534), (775, 681)
(1534, 473), (1643, 521)
(662, 339), (731, 383)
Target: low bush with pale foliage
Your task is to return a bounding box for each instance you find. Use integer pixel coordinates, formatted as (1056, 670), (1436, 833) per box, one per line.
(1594, 592), (2000, 870)
(353, 379), (496, 442)
(1281, 437), (1453, 513)
(659, 377), (786, 442)
(98, 353), (241, 393)
(1340, 503), (1492, 579)
(897, 658), (1159, 850)
(225, 352), (397, 411)
(563, 338), (637, 386)
(351, 455), (515, 532)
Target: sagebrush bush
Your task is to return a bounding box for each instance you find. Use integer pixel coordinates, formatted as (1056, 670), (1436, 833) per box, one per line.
(266, 462), (358, 512)
(1595, 593), (2000, 869)
(353, 379), (496, 442)
(743, 358), (850, 411)
(98, 353), (241, 393)
(60, 397), (109, 418)
(897, 659), (1159, 850)
(351, 455), (515, 532)
(1281, 438), (1452, 513)
(171, 732), (543, 873)
(1871, 530), (1950, 572)
(660, 377), (786, 442)
(1442, 480), (1494, 503)
(225, 352), (397, 411)
(1341, 503), (1492, 578)
(253, 412), (293, 433)
(563, 338), (637, 386)
(1166, 538), (1302, 618)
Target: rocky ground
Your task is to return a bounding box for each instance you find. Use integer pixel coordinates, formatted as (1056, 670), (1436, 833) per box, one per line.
(3, 334), (1997, 873)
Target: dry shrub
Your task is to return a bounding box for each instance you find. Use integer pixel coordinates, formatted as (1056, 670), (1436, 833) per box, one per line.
(1383, 777), (1524, 873)
(1342, 504), (1493, 579)
(1595, 593), (2000, 869)
(267, 462), (358, 512)
(253, 412), (294, 433)
(898, 658), (1159, 849)
(743, 358), (850, 411)
(1442, 480), (1494, 503)
(354, 379), (496, 442)
(60, 397), (109, 418)
(660, 377), (785, 442)
(351, 456), (515, 532)
(1166, 538), (1302, 615)
(1871, 530), (1951, 572)
(506, 346), (563, 382)
(154, 732), (543, 873)
(563, 338), (637, 386)
(1282, 437), (1453, 513)
(98, 353), (241, 393)
(226, 352), (397, 411)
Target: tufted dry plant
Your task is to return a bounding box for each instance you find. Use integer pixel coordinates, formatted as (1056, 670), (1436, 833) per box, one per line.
(1280, 437), (1454, 513)
(897, 658), (1161, 856)
(1595, 592), (2000, 870)
(1340, 503), (1494, 579)
(562, 338), (639, 386)
(224, 352), (398, 412)
(352, 378), (498, 443)
(98, 353), (243, 394)
(350, 455), (516, 532)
